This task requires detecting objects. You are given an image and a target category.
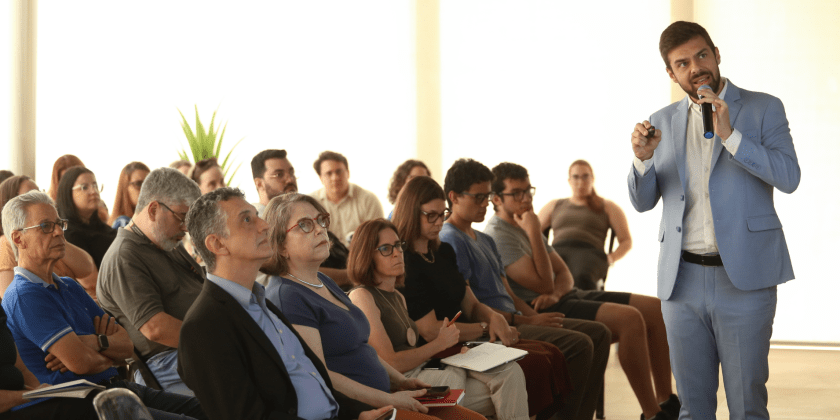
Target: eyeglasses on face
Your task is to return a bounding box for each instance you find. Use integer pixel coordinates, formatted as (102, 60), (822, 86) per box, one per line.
(72, 182), (103, 193)
(459, 191), (495, 204)
(19, 219), (68, 234)
(499, 187), (536, 201)
(421, 209), (450, 223)
(376, 241), (406, 257)
(286, 213), (330, 233)
(267, 171), (297, 181)
(157, 201), (186, 227)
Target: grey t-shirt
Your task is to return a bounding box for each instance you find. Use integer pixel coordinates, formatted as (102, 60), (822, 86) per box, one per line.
(97, 226), (205, 358)
(483, 214), (555, 303)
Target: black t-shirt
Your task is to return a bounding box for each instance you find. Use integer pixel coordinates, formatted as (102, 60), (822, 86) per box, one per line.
(402, 242), (468, 322)
(0, 306), (24, 391)
(64, 220), (117, 269)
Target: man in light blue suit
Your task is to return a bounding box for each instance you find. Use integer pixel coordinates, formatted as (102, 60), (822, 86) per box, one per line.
(627, 22), (800, 420)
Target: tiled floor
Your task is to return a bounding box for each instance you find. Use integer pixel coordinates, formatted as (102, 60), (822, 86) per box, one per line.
(600, 345), (840, 420)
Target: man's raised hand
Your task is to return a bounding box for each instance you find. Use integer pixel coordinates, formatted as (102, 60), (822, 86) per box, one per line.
(631, 121), (661, 161)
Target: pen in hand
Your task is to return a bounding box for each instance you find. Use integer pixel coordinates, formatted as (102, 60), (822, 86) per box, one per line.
(447, 311), (462, 327)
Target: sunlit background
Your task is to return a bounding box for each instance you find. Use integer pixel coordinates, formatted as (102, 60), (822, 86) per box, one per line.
(3, 0), (838, 343)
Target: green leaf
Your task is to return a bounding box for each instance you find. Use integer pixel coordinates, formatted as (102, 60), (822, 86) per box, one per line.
(175, 105), (245, 186)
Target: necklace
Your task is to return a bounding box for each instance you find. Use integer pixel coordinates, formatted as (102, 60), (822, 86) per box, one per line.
(417, 249), (435, 264)
(374, 287), (417, 347)
(286, 272), (324, 288)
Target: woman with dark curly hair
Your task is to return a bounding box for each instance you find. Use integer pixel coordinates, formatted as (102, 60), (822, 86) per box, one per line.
(387, 160), (430, 205)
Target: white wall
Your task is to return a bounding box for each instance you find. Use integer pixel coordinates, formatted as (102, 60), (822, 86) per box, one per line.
(30, 1), (415, 209)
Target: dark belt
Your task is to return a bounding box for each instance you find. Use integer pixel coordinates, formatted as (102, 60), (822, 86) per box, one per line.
(682, 251), (723, 267)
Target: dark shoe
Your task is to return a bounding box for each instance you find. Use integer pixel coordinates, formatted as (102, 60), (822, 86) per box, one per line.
(659, 394), (681, 418)
(641, 411), (673, 420)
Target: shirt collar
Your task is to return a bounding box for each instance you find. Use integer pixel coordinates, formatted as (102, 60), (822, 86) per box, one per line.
(13, 267), (65, 288)
(206, 273), (267, 307)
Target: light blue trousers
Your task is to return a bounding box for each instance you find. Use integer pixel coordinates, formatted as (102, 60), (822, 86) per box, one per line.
(661, 259), (777, 420)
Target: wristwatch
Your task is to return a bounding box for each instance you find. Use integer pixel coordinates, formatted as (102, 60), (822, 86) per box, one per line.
(97, 334), (109, 352)
(480, 322), (489, 338)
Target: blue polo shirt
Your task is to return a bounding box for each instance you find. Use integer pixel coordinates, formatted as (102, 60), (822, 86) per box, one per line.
(2, 267), (117, 386)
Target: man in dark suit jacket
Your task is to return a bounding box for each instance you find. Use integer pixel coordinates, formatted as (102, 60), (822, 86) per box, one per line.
(177, 187), (390, 420)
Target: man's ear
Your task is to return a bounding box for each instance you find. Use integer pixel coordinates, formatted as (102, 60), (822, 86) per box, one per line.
(491, 193), (503, 209)
(147, 201), (159, 222)
(205, 234), (229, 258)
(254, 178), (265, 193)
(715, 47), (721, 65)
(10, 230), (24, 251)
(447, 190), (459, 206)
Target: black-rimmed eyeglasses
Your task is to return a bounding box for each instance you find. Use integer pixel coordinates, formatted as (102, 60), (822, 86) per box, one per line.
(459, 191), (495, 204)
(421, 209), (450, 223)
(498, 187), (536, 202)
(376, 241), (406, 257)
(18, 219), (68, 234)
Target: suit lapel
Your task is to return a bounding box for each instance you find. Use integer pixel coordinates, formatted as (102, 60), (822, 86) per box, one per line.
(672, 97), (689, 192)
(710, 80), (742, 174)
(206, 281), (289, 373)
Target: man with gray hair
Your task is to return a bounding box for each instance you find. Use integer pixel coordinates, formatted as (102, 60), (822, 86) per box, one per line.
(97, 167), (203, 395)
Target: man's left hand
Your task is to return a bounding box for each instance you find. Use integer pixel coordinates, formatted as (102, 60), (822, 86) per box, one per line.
(531, 293), (560, 312)
(44, 353), (68, 373)
(697, 86), (733, 140)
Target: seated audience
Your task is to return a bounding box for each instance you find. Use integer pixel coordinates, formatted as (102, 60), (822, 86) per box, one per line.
(109, 162), (151, 228)
(55, 166), (116, 268)
(1, 191), (205, 420)
(0, 176), (97, 299)
(395, 175), (609, 420)
(260, 196), (489, 420)
(346, 219), (528, 419)
(0, 305), (100, 420)
(48, 154), (85, 201)
(169, 160), (192, 176)
(310, 151), (384, 245)
(179, 187), (390, 420)
(251, 149), (350, 287)
(97, 168), (203, 396)
(537, 160), (632, 291)
(484, 162), (678, 419)
(189, 158), (225, 195)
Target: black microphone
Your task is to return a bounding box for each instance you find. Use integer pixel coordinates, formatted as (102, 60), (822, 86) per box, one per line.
(698, 84), (715, 139)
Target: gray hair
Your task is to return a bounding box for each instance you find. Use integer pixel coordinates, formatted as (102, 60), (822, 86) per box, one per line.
(136, 167), (201, 213)
(2, 191), (56, 259)
(186, 187), (245, 274)
(261, 193), (328, 276)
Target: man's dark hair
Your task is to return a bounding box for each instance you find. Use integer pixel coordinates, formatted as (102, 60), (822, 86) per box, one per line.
(313, 151), (349, 176)
(659, 21), (716, 69)
(443, 158), (493, 208)
(490, 162), (529, 212)
(251, 149), (288, 179)
(186, 187), (246, 274)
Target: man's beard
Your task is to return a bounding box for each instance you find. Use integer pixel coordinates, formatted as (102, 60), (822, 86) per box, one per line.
(266, 182), (298, 200)
(152, 223), (181, 251)
(683, 70), (721, 101)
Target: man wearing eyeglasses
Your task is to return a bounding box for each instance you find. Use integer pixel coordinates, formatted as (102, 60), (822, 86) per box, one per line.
(1, 191), (206, 419)
(97, 168), (204, 396)
(440, 158), (611, 420)
(251, 150), (353, 288)
(484, 162), (679, 420)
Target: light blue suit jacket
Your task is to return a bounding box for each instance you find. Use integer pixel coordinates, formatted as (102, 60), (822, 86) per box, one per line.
(628, 81), (800, 300)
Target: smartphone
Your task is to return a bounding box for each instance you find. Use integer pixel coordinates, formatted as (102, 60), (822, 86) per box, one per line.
(424, 386), (450, 398)
(422, 358), (446, 370)
(373, 408), (396, 420)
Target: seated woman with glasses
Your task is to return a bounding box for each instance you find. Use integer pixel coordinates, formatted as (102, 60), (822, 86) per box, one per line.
(0, 176), (98, 299)
(260, 193), (486, 420)
(189, 158), (226, 195)
(56, 166), (116, 269)
(109, 162), (150, 228)
(347, 219), (531, 420)
(392, 176), (574, 420)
